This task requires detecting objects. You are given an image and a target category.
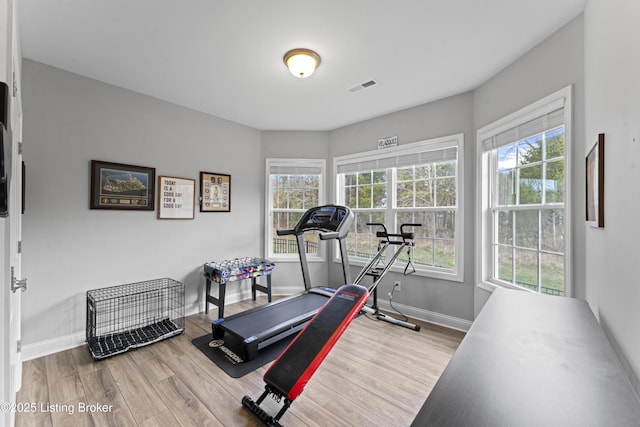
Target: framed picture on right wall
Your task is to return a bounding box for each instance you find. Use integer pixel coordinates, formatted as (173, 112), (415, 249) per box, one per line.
(586, 133), (605, 228)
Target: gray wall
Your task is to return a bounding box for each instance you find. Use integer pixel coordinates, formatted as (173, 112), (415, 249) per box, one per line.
(327, 92), (476, 323)
(21, 60), (263, 349)
(473, 14), (585, 314)
(260, 131), (330, 291)
(19, 12), (588, 356)
(324, 13), (585, 323)
(584, 0), (640, 395)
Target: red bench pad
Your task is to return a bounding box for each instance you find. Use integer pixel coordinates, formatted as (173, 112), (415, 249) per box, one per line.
(264, 284), (369, 401)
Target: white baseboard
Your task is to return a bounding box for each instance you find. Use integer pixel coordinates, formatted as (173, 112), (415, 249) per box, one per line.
(23, 295), (471, 361)
(274, 288), (473, 332)
(276, 288), (473, 332)
(22, 302), (201, 361)
(375, 299), (473, 332)
(22, 331), (86, 361)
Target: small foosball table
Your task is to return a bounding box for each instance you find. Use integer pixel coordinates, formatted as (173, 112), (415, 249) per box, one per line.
(203, 257), (274, 318)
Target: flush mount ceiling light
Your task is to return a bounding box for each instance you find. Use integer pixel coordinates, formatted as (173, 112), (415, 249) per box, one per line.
(283, 48), (321, 78)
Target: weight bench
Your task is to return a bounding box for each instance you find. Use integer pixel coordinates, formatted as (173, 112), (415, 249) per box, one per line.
(242, 284), (369, 426)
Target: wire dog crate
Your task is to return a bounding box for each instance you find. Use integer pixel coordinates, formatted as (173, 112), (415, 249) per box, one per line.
(86, 278), (185, 360)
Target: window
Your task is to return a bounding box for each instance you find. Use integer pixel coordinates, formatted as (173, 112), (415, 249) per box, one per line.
(265, 158), (326, 260)
(477, 86), (572, 296)
(334, 134), (464, 281)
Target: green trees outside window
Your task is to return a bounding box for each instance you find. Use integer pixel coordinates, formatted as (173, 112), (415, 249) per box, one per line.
(493, 126), (565, 295)
(340, 156), (459, 273)
(267, 159), (325, 258)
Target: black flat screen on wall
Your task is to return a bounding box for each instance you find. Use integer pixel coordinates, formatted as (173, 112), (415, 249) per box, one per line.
(0, 82), (9, 217)
(0, 124), (8, 217)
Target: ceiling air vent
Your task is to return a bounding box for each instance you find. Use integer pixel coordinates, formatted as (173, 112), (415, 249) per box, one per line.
(348, 79), (377, 93)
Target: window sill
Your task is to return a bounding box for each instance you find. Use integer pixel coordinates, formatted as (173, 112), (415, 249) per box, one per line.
(476, 282), (497, 293)
(338, 258), (464, 283)
(269, 255), (326, 263)
(477, 280), (537, 294)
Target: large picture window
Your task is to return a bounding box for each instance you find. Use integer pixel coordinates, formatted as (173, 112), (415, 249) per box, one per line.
(477, 86), (572, 296)
(265, 159), (326, 260)
(334, 134), (464, 281)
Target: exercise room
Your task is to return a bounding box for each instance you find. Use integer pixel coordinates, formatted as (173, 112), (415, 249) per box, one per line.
(2, 0), (640, 426)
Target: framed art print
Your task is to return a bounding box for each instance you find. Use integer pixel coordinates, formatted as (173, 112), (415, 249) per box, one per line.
(90, 160), (155, 210)
(586, 133), (604, 228)
(200, 172), (231, 212)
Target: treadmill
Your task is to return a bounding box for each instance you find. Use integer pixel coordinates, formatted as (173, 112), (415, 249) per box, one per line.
(211, 204), (354, 361)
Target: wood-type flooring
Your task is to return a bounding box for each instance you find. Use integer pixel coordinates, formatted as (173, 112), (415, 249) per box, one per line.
(16, 296), (464, 426)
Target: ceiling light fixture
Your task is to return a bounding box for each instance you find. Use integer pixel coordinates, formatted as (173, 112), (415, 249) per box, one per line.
(283, 48), (321, 78)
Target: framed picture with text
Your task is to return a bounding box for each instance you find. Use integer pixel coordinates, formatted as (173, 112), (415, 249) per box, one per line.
(90, 160), (155, 210)
(200, 172), (231, 212)
(158, 176), (195, 219)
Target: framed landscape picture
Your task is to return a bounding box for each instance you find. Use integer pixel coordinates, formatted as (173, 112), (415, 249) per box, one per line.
(200, 172), (231, 212)
(90, 160), (155, 210)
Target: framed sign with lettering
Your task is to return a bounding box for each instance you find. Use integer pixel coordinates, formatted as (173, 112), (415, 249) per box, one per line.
(158, 176), (195, 219)
(199, 172), (231, 212)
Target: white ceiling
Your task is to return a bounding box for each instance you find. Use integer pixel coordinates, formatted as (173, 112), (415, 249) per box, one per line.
(19, 0), (585, 131)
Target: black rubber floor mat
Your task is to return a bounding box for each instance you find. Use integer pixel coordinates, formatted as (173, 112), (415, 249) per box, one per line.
(191, 333), (294, 378)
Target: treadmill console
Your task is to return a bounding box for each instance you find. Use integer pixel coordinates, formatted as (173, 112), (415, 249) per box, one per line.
(294, 205), (353, 237)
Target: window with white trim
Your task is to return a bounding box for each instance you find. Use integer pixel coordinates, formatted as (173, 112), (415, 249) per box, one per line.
(477, 86), (572, 296)
(334, 134), (464, 281)
(265, 158), (326, 260)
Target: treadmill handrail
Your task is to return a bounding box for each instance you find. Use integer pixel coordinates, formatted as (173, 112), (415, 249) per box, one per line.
(276, 205), (354, 289)
(318, 231), (338, 240)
